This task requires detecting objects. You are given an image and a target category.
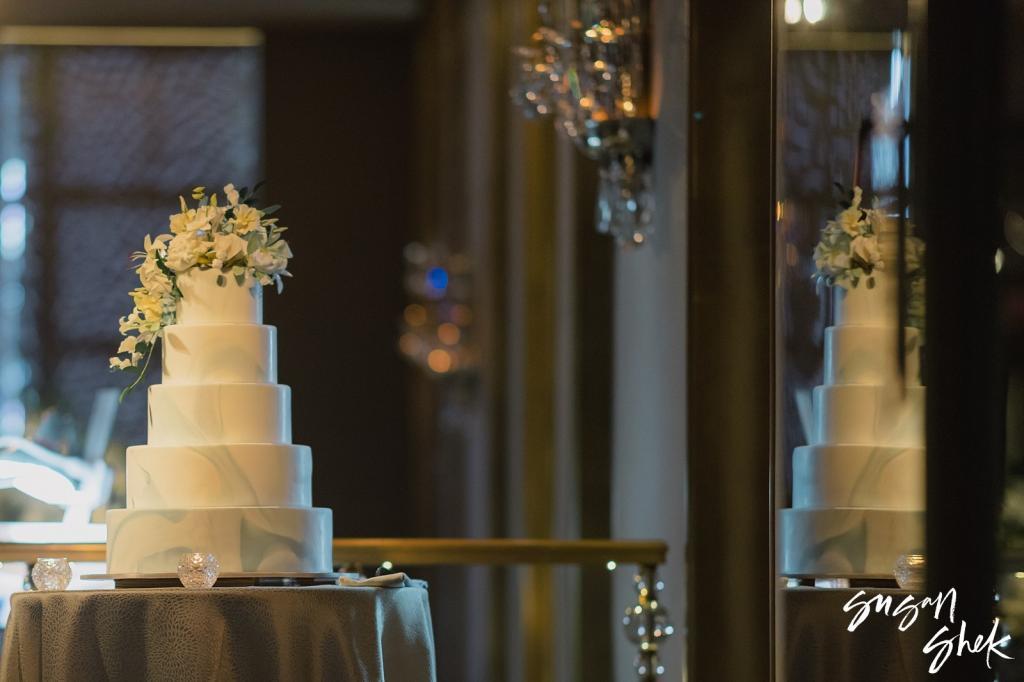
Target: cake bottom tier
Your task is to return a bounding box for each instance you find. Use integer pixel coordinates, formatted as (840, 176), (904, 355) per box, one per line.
(778, 508), (924, 578)
(106, 507), (333, 574)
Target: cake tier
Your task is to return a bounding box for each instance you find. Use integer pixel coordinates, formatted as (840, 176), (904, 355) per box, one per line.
(812, 384), (924, 448)
(792, 445), (924, 509)
(176, 267), (262, 325)
(162, 324), (277, 384)
(824, 325), (920, 386)
(148, 384), (291, 446)
(126, 444), (311, 509)
(778, 507), (924, 578)
(106, 507), (333, 574)
(832, 233), (901, 326)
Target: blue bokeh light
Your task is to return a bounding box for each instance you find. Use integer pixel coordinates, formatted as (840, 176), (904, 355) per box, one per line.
(426, 266), (449, 292)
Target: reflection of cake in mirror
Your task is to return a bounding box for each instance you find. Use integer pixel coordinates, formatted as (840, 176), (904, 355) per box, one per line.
(780, 189), (925, 578)
(105, 185), (332, 575)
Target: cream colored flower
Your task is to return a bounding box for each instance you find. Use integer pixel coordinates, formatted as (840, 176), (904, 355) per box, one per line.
(233, 204), (261, 235)
(130, 289), (164, 330)
(250, 239), (292, 275)
(213, 232), (247, 263)
(851, 234), (882, 265)
(224, 183), (240, 207)
(109, 356), (132, 370)
(138, 257), (172, 295)
(166, 232), (208, 272)
(117, 335), (138, 355)
(169, 204), (225, 235)
(143, 233), (170, 256)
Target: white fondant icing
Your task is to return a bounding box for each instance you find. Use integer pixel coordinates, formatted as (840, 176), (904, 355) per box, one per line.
(781, 232), (926, 577)
(126, 444), (311, 508)
(778, 507), (924, 578)
(176, 267), (262, 325)
(162, 324), (277, 384)
(107, 262), (331, 576)
(812, 384), (924, 448)
(106, 507), (332, 574)
(832, 267), (899, 327)
(147, 383), (292, 446)
(791, 445), (924, 509)
(824, 325), (920, 386)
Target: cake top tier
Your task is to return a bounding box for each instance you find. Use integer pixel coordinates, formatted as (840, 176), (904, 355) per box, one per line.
(832, 266), (898, 327)
(176, 267), (263, 326)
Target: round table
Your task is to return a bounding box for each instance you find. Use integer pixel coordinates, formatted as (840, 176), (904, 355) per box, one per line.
(0, 584), (435, 681)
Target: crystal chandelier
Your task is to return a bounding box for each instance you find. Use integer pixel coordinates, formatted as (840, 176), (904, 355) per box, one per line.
(511, 0), (654, 246)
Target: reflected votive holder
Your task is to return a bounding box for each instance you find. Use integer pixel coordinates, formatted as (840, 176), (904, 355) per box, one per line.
(894, 553), (926, 591)
(32, 558), (72, 591)
(177, 552), (220, 589)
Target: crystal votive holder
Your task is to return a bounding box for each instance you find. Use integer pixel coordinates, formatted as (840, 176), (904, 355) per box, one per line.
(32, 558), (72, 591)
(177, 552), (220, 589)
(894, 553), (926, 591)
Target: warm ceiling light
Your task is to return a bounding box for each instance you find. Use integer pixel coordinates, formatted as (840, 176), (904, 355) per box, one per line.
(803, 0), (826, 24)
(784, 0), (802, 24)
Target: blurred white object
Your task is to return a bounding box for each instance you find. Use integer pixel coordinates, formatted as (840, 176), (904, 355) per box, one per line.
(0, 388), (117, 525)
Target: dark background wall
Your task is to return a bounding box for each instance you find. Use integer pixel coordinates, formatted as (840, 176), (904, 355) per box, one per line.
(263, 29), (416, 537)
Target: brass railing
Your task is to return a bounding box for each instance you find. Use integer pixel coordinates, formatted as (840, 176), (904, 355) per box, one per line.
(0, 538), (671, 680)
(0, 538), (666, 566)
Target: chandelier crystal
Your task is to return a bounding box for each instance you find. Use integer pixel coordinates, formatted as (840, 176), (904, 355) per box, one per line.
(511, 0), (654, 246)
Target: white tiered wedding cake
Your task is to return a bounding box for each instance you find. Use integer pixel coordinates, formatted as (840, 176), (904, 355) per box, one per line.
(105, 267), (332, 575)
(779, 215), (925, 578)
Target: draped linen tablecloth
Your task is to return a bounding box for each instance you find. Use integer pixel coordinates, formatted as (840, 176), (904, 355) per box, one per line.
(0, 585), (435, 682)
(782, 587), (931, 681)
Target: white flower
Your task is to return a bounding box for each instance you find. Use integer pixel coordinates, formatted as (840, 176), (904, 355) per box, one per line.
(143, 233), (170, 256)
(117, 335), (138, 355)
(169, 204), (225, 235)
(250, 240), (292, 275)
(233, 204), (262, 235)
(109, 356), (132, 370)
(165, 232), (208, 272)
(250, 250), (286, 274)
(138, 257), (172, 295)
(832, 186), (866, 236)
(224, 183), (240, 207)
(851, 234), (882, 266)
(213, 232), (247, 264)
(130, 289), (165, 331)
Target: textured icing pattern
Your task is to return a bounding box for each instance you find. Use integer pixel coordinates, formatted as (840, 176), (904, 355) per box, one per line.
(812, 385), (924, 448)
(824, 325), (920, 386)
(176, 267), (262, 325)
(792, 445), (924, 509)
(107, 261), (330, 575)
(147, 384), (291, 446)
(163, 324), (277, 384)
(127, 444), (312, 508)
(778, 508), (925, 577)
(106, 507), (333, 573)
(782, 261), (925, 577)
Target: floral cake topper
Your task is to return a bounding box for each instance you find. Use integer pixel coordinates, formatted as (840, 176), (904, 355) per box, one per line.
(109, 183), (291, 398)
(812, 184), (924, 291)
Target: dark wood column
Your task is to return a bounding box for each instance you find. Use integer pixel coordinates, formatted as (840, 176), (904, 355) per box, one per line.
(687, 0), (774, 679)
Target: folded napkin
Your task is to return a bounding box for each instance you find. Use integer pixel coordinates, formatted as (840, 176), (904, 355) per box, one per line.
(337, 572), (427, 589)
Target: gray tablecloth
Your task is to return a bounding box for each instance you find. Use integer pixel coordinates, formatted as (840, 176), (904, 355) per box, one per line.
(0, 585), (435, 682)
(782, 587), (930, 681)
